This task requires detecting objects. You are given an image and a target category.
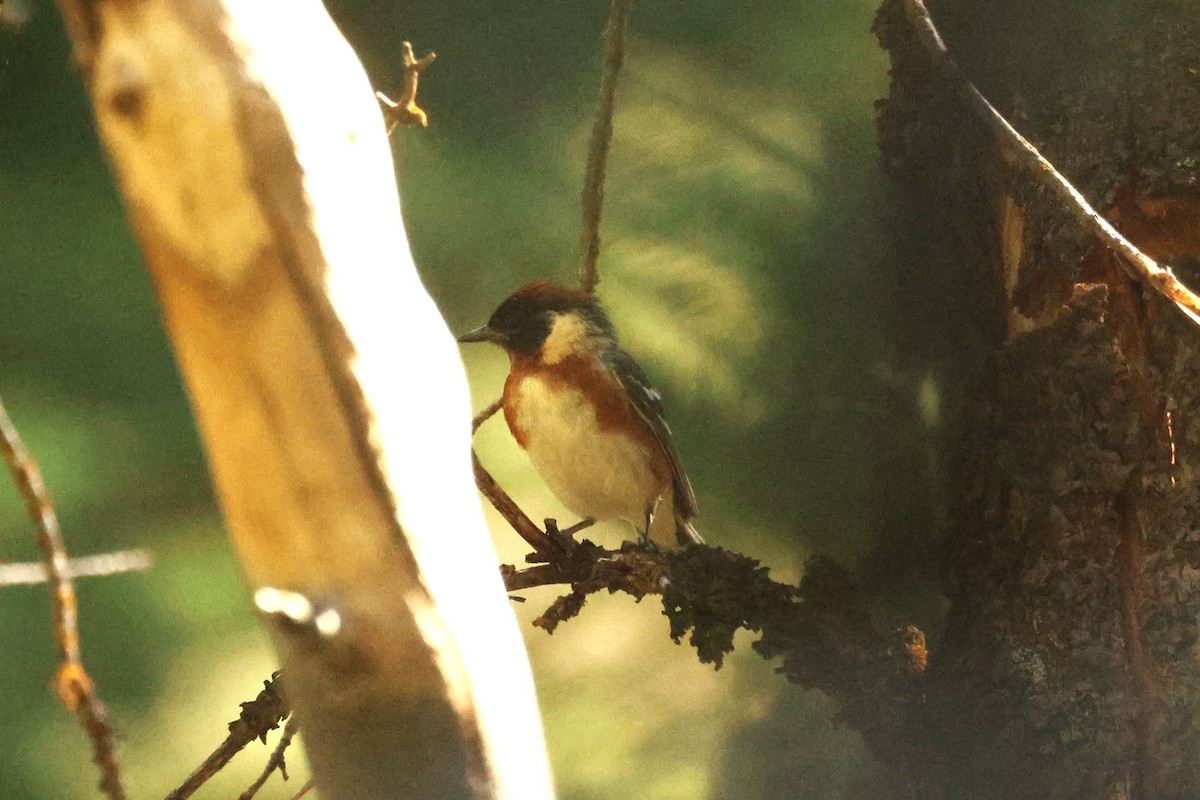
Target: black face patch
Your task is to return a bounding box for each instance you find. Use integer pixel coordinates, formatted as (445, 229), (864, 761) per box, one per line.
(489, 295), (554, 355)
(486, 282), (615, 356)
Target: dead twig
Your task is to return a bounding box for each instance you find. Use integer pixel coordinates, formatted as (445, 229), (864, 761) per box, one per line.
(288, 780), (316, 800)
(501, 539), (668, 631)
(901, 0), (1200, 326)
(471, 449), (556, 553)
(470, 398), (563, 553)
(238, 716), (300, 800)
(163, 673), (290, 800)
(471, 398), (503, 434)
(0, 395), (126, 800)
(578, 0), (635, 294)
(0, 548), (152, 587)
(377, 41), (436, 132)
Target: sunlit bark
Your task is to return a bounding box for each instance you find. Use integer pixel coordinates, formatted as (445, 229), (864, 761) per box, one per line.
(52, 1), (555, 797)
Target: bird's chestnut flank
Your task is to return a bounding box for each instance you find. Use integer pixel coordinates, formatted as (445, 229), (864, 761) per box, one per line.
(459, 280), (701, 546)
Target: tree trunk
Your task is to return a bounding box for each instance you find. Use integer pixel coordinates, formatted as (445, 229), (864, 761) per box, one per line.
(51, 1), (555, 798)
(876, 1), (1200, 798)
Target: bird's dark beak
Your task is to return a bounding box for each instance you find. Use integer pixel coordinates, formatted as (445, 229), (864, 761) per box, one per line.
(457, 325), (505, 346)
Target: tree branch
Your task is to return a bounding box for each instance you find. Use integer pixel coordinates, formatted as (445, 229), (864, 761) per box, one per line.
(164, 674), (289, 800)
(500, 533), (930, 738)
(0, 394), (126, 800)
(898, 0), (1200, 326)
(469, 400), (562, 554)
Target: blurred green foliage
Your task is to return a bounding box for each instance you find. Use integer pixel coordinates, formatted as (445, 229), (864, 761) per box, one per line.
(0, 1), (947, 798)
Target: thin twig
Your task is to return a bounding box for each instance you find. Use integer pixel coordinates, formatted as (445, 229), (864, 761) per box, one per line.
(0, 395), (127, 800)
(471, 398), (503, 434)
(377, 41), (436, 132)
(901, 0), (1200, 326)
(471, 449), (555, 553)
(288, 779), (315, 800)
(238, 716), (300, 800)
(470, 398), (562, 552)
(163, 674), (289, 800)
(0, 548), (152, 587)
(578, 0), (635, 294)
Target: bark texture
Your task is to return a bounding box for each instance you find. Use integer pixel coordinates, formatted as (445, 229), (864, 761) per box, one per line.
(875, 1), (1200, 798)
(52, 1), (554, 798)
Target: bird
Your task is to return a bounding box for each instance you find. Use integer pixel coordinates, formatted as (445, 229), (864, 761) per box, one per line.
(458, 280), (702, 546)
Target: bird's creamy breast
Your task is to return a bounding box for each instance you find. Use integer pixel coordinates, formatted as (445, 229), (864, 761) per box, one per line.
(508, 374), (657, 522)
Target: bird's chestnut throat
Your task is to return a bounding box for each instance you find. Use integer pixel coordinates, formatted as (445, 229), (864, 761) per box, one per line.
(502, 352), (667, 482)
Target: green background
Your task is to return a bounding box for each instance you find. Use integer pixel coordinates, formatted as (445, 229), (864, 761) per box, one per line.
(0, 1), (948, 797)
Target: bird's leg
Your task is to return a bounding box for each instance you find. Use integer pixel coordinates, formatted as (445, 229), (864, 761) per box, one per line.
(641, 495), (665, 547)
(558, 518), (596, 537)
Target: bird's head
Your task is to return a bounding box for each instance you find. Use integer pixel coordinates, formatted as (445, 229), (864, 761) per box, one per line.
(458, 280), (615, 362)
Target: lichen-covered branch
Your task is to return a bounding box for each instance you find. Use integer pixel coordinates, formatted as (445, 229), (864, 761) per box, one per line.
(501, 540), (928, 736)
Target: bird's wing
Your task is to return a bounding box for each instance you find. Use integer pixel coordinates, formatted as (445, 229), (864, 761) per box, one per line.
(604, 348), (698, 519)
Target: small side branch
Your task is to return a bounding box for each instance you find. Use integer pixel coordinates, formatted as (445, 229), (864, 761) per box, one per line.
(163, 673), (290, 800)
(376, 41), (436, 132)
(899, 0), (1200, 326)
(239, 716), (300, 800)
(0, 395), (126, 800)
(578, 0), (635, 294)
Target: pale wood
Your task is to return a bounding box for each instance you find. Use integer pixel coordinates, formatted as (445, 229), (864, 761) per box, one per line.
(53, 1), (555, 797)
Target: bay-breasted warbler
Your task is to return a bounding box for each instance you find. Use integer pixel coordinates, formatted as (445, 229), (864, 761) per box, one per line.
(459, 280), (702, 546)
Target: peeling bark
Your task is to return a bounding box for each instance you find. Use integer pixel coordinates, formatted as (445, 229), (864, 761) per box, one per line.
(875, 1), (1200, 797)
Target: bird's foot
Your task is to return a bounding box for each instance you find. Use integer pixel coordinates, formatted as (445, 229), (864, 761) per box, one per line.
(636, 537), (662, 554)
(544, 517), (594, 554)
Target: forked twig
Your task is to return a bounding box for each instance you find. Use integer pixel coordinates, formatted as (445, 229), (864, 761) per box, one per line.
(163, 674), (289, 800)
(0, 395), (126, 800)
(579, 0), (636, 294)
(377, 41), (437, 132)
(238, 716), (300, 800)
(901, 0), (1200, 326)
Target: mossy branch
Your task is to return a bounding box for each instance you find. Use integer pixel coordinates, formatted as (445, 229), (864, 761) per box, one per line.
(502, 541), (927, 727)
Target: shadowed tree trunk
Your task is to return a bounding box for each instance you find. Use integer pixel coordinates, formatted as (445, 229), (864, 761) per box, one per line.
(874, 0), (1200, 797)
